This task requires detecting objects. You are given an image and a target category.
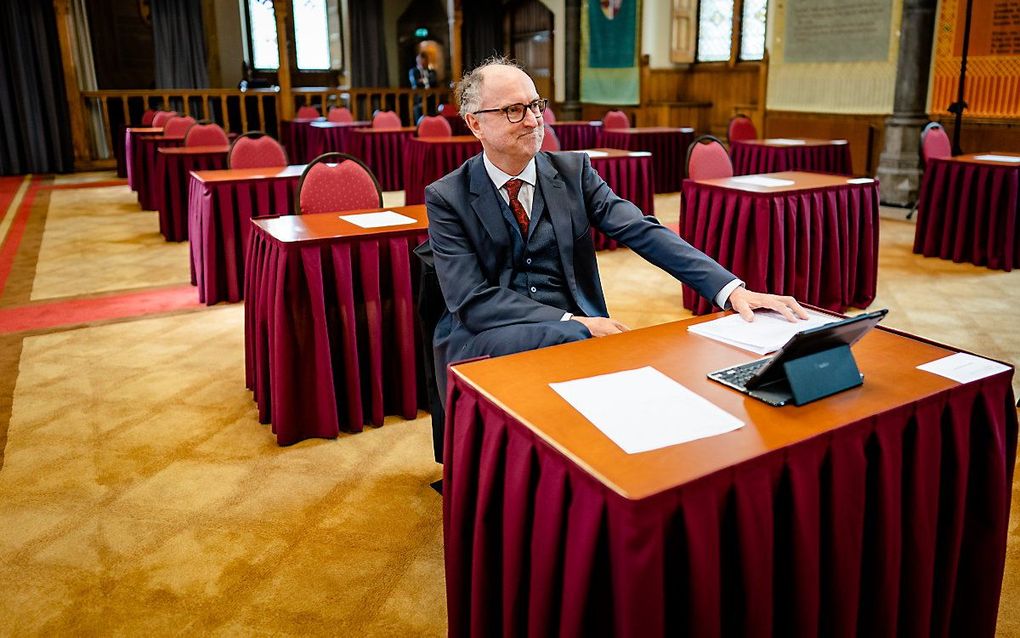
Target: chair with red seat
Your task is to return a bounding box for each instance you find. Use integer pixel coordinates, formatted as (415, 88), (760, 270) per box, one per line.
(727, 114), (757, 144)
(162, 115), (197, 138)
(417, 115), (452, 137)
(296, 152), (383, 214)
(296, 105), (321, 119)
(685, 135), (733, 180)
(908, 122), (954, 219)
(327, 106), (354, 123)
(151, 111), (178, 128)
(541, 124), (560, 151)
(141, 109), (157, 126)
(184, 122), (229, 147)
(543, 106), (557, 123)
(602, 110), (630, 130)
(438, 102), (459, 118)
(372, 110), (402, 130)
(228, 132), (289, 169)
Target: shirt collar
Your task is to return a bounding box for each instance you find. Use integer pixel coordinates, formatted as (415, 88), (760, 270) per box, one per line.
(482, 153), (536, 190)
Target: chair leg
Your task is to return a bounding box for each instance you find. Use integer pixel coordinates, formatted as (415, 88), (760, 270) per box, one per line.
(906, 202), (917, 220)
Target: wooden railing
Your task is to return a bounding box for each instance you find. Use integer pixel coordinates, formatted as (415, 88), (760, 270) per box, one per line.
(79, 86), (453, 166)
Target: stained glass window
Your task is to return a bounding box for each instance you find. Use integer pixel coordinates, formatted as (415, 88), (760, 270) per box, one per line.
(294, 0), (331, 70)
(740, 0), (768, 61)
(248, 0), (279, 70)
(696, 0), (734, 62)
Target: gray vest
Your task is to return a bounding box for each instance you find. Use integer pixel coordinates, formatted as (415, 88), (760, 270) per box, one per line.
(495, 182), (580, 315)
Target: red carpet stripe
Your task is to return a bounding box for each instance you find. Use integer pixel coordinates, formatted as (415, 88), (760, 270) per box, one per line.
(0, 177), (25, 222)
(0, 178), (40, 299)
(0, 285), (202, 334)
(43, 179), (129, 190)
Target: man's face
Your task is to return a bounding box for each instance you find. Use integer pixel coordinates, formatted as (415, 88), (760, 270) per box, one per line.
(465, 66), (544, 167)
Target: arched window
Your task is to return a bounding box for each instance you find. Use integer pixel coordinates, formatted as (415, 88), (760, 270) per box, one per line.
(243, 0), (343, 73)
(673, 0), (769, 64)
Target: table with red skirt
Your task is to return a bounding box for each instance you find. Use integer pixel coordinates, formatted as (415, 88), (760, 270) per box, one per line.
(188, 165), (304, 304)
(136, 135), (184, 210)
(680, 171), (879, 314)
(244, 205), (429, 445)
(403, 136), (483, 205)
(913, 152), (1020, 271)
(279, 117), (325, 164)
(124, 126), (162, 187)
(349, 127), (416, 191)
(730, 138), (853, 176)
(305, 120), (370, 158)
(443, 315), (1017, 637)
(599, 127), (694, 193)
(549, 120), (603, 151)
(154, 145), (229, 242)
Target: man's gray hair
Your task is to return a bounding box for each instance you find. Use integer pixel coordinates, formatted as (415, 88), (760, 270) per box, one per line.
(455, 55), (525, 120)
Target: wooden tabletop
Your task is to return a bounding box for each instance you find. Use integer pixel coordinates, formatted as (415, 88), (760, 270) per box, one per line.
(157, 145), (230, 156)
(252, 204), (428, 243)
(690, 171), (874, 194)
(450, 313), (985, 500)
(127, 127), (163, 134)
(309, 120), (370, 129)
(551, 120), (603, 127)
(409, 135), (480, 144)
(351, 127), (417, 135)
(943, 152), (1020, 167)
(606, 127), (696, 134)
(146, 135), (184, 142)
(737, 138), (849, 148)
(191, 164), (305, 184)
(572, 147), (652, 159)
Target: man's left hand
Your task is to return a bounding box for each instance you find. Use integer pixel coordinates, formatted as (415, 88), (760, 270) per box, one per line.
(727, 287), (809, 323)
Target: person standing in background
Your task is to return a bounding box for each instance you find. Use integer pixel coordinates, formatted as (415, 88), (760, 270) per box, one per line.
(410, 52), (437, 122)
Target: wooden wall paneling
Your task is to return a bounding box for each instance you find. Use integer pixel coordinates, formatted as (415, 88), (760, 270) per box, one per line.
(85, 0), (155, 89)
(764, 111), (886, 176)
(934, 117), (1020, 154)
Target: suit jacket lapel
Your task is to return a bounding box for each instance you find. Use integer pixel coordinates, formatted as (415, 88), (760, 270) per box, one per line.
(468, 155), (510, 249)
(535, 153), (579, 299)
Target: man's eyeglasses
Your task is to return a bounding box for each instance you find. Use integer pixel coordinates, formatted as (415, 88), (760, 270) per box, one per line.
(472, 98), (549, 123)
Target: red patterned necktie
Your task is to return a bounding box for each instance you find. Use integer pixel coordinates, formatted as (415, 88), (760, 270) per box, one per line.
(504, 178), (530, 238)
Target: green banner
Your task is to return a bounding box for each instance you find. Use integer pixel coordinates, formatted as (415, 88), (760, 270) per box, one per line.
(581, 0), (641, 104)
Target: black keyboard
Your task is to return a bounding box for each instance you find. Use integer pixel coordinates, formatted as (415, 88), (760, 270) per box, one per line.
(711, 357), (771, 390)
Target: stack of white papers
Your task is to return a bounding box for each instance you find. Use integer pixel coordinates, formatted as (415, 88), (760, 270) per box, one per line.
(767, 138), (807, 146)
(338, 211), (417, 228)
(688, 310), (839, 355)
(571, 150), (608, 158)
(973, 154), (1020, 163)
(730, 175), (795, 187)
(549, 366), (743, 454)
(847, 177), (875, 184)
(916, 353), (1011, 383)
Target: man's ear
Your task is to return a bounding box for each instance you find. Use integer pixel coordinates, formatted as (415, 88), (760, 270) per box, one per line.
(465, 113), (483, 139)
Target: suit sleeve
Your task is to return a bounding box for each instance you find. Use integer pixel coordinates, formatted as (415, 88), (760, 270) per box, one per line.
(578, 154), (737, 303)
(425, 184), (567, 334)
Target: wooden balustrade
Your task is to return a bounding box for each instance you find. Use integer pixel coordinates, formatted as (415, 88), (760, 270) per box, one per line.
(291, 87), (452, 124)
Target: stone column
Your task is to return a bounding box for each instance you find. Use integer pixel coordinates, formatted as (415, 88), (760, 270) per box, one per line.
(562, 0), (582, 120)
(875, 0), (938, 207)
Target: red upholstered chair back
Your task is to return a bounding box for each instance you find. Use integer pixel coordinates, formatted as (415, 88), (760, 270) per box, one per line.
(602, 110), (629, 130)
(686, 135), (733, 180)
(151, 111), (178, 128)
(297, 152), (383, 214)
(184, 123), (229, 147)
(727, 114), (757, 144)
(417, 115), (452, 137)
(229, 132), (288, 169)
(543, 107), (556, 123)
(296, 105), (321, 119)
(541, 124), (560, 151)
(141, 109), (157, 126)
(372, 110), (402, 130)
(327, 107), (353, 123)
(163, 116), (197, 138)
(920, 122), (952, 164)
(438, 102), (459, 117)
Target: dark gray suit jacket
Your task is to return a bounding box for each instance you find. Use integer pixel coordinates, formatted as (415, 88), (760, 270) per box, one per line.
(424, 151), (736, 375)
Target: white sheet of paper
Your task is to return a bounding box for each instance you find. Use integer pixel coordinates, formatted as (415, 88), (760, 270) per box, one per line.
(916, 352), (1011, 383)
(846, 177), (875, 184)
(730, 175), (796, 187)
(973, 154), (1020, 163)
(831, 139), (849, 145)
(549, 366), (743, 454)
(688, 310), (839, 355)
(572, 150), (608, 157)
(767, 138), (807, 146)
(338, 211), (417, 228)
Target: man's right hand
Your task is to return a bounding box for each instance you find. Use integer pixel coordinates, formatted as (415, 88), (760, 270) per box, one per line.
(572, 316), (629, 337)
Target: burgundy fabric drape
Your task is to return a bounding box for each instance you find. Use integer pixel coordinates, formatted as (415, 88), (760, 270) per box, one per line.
(443, 367), (1017, 638)
(279, 119), (320, 164)
(404, 138), (484, 205)
(349, 129), (415, 191)
(136, 136), (183, 210)
(125, 128), (162, 191)
(679, 179), (879, 314)
(243, 225), (428, 445)
(913, 157), (1019, 271)
(154, 148), (227, 242)
(550, 122), (603, 151)
(306, 121), (370, 158)
(599, 128), (694, 193)
(188, 173), (299, 304)
(588, 152), (655, 250)
(730, 141), (852, 176)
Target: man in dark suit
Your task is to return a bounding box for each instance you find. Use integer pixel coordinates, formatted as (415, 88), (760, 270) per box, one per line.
(409, 53), (437, 122)
(425, 58), (807, 404)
